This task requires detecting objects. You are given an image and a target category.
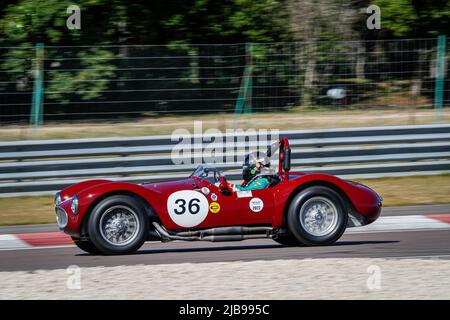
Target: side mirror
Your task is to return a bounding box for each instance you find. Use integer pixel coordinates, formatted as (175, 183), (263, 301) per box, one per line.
(219, 183), (232, 196)
(218, 177), (232, 195)
(219, 180), (228, 191)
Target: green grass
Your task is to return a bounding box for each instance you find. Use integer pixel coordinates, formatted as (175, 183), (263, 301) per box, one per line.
(0, 174), (449, 226)
(0, 195), (55, 226)
(353, 174), (450, 207)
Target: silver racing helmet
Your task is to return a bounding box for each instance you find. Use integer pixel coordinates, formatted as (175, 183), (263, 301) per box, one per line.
(242, 151), (272, 181)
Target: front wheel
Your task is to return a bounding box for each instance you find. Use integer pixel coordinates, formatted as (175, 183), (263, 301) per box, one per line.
(88, 195), (148, 255)
(287, 187), (348, 246)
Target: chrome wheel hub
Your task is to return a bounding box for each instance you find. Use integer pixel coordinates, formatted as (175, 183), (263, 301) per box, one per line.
(299, 197), (338, 237)
(99, 205), (140, 246)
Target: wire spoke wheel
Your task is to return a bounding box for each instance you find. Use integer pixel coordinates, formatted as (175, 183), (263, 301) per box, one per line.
(299, 196), (339, 237)
(99, 205), (140, 246)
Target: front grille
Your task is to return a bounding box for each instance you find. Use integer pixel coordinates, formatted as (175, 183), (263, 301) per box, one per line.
(55, 207), (68, 229)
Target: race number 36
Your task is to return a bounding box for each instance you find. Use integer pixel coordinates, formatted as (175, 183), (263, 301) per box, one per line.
(167, 190), (209, 227)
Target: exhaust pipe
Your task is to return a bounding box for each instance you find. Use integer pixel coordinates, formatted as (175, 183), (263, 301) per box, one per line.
(152, 222), (273, 242)
(202, 234), (268, 242)
(152, 222), (197, 241)
(177, 226), (272, 237)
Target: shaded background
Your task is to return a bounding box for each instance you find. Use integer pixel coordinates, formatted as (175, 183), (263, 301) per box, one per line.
(0, 0), (449, 123)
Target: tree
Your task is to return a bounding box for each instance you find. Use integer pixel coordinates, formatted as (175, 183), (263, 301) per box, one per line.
(0, 0), (125, 105)
(162, 0), (290, 44)
(373, 0), (450, 37)
(0, 0), (291, 108)
(286, 0), (359, 106)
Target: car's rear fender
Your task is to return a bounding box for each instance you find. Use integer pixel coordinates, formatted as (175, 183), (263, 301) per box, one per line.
(274, 174), (381, 229)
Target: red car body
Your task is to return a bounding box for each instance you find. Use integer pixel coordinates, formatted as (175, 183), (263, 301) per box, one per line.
(55, 139), (382, 254)
(58, 172), (381, 238)
(55, 138), (382, 254)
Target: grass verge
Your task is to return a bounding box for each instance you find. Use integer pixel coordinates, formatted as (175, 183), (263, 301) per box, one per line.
(0, 174), (449, 226)
(1, 108), (449, 141)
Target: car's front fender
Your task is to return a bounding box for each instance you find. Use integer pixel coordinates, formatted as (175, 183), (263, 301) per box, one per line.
(61, 181), (164, 237)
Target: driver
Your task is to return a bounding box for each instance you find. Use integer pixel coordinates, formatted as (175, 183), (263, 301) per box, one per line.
(229, 151), (273, 191)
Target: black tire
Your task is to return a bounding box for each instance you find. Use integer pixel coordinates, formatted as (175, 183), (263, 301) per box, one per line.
(287, 186), (348, 246)
(273, 234), (301, 246)
(87, 195), (148, 255)
(71, 237), (100, 254)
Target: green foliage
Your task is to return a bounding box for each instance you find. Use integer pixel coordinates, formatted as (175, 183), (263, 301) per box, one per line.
(227, 0), (288, 42)
(374, 0), (450, 37)
(47, 48), (116, 102)
(374, 0), (418, 36)
(1, 0), (80, 43)
(162, 0), (290, 43)
(0, 0), (448, 114)
(1, 44), (34, 74)
(0, 0), (290, 103)
(0, 0), (120, 102)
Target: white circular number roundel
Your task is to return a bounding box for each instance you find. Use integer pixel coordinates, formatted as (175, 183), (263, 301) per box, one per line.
(167, 190), (209, 227)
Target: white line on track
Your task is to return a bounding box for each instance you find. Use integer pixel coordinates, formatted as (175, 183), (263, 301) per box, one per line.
(0, 234), (29, 250)
(345, 215), (450, 234)
(0, 244), (76, 252)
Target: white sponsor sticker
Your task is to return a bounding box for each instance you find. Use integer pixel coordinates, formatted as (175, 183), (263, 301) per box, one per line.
(167, 190), (209, 227)
(237, 190), (252, 198)
(249, 197), (264, 213)
(201, 187), (210, 195)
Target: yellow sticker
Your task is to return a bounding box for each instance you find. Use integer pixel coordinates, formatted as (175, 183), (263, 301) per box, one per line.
(209, 202), (221, 213)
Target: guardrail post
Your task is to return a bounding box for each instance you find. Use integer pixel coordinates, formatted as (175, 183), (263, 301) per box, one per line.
(30, 43), (44, 127)
(434, 35), (446, 122)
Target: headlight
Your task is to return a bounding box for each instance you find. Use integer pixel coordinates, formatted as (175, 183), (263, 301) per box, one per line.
(71, 195), (79, 215)
(54, 192), (62, 206)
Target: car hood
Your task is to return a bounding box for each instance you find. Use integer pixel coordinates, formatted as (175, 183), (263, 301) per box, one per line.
(141, 178), (195, 195)
(59, 179), (111, 201)
(59, 178), (196, 201)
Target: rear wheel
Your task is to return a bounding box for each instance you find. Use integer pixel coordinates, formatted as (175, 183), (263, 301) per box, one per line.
(287, 187), (348, 246)
(71, 237), (100, 254)
(88, 195), (148, 255)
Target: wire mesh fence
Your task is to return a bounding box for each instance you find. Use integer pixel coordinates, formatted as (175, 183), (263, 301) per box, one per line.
(0, 37), (448, 124)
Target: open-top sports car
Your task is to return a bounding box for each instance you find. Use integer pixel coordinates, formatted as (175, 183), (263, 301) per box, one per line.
(55, 138), (382, 255)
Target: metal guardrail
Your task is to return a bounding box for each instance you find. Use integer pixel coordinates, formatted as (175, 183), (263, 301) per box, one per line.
(1, 124), (450, 197)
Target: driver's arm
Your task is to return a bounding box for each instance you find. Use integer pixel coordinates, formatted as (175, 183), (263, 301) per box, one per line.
(232, 177), (269, 191)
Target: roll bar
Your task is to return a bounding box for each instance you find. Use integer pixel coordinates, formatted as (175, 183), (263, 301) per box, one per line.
(267, 138), (291, 180)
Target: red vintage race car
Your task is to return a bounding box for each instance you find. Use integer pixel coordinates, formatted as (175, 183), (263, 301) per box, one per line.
(55, 138), (382, 255)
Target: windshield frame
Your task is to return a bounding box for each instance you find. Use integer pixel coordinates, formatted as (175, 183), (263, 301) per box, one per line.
(190, 165), (224, 184)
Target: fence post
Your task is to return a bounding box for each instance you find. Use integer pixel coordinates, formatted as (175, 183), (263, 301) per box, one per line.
(233, 42), (253, 127)
(30, 43), (44, 127)
(434, 35), (446, 122)
(243, 42), (253, 115)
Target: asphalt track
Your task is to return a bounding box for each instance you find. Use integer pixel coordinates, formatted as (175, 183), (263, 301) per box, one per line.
(1, 204), (450, 272)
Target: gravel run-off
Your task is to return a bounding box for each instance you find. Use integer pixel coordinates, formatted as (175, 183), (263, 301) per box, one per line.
(1, 258), (450, 299)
